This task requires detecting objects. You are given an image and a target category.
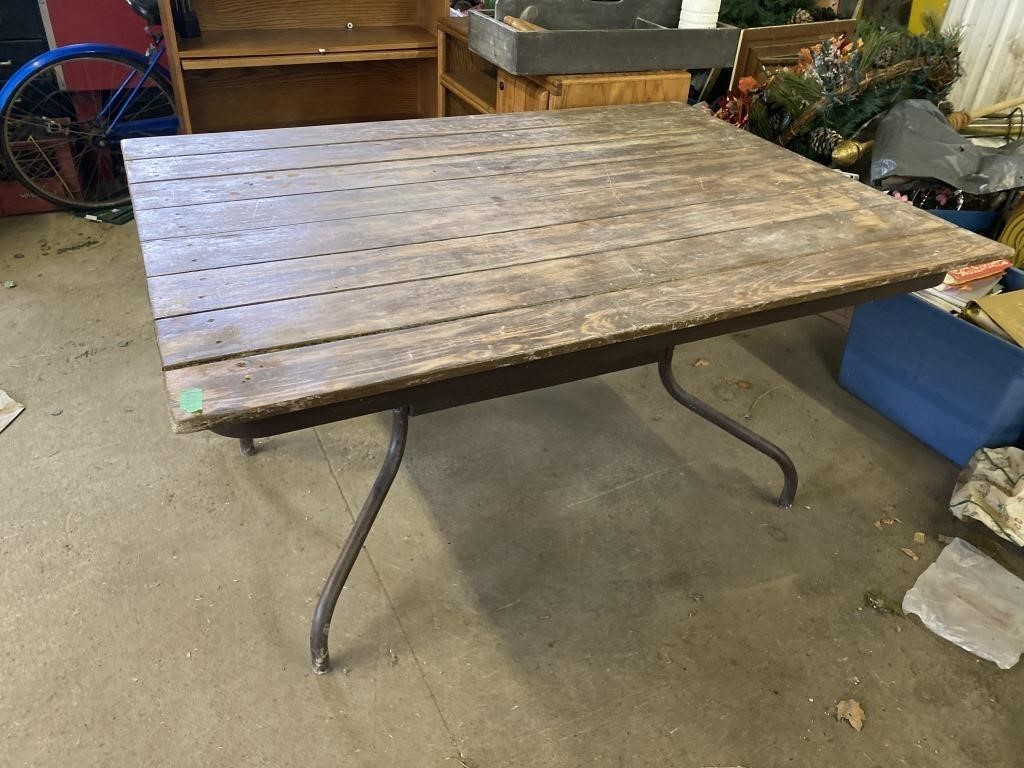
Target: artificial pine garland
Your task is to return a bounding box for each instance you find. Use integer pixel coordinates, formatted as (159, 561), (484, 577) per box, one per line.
(714, 16), (962, 163)
(719, 0), (835, 28)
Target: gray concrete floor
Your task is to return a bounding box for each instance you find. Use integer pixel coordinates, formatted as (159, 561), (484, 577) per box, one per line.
(1, 211), (1022, 767)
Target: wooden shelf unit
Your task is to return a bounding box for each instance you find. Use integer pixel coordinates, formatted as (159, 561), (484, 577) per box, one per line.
(437, 17), (691, 116)
(159, 0), (448, 133)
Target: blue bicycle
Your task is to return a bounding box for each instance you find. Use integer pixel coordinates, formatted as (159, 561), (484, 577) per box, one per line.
(0, 0), (179, 209)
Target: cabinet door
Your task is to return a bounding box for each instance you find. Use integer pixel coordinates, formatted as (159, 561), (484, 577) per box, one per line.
(0, 0), (45, 41)
(496, 71), (549, 113)
(0, 39), (48, 88)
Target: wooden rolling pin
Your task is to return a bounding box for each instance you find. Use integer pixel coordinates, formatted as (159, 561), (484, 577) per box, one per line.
(946, 94), (1024, 131)
(503, 15), (547, 32)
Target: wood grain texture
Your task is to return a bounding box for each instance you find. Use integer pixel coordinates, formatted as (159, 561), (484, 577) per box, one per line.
(177, 27), (437, 59)
(181, 60), (424, 133)
(154, 206), (947, 369)
(125, 103), (1013, 433)
(137, 150), (843, 275)
(162, 227), (1001, 432)
(134, 144), (766, 240)
(127, 131), (747, 209)
(125, 107), (729, 182)
(145, 185), (883, 318)
(121, 100), (687, 159)
(190, 0), (447, 32)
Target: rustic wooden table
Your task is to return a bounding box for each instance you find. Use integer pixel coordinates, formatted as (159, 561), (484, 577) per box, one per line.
(124, 102), (1008, 673)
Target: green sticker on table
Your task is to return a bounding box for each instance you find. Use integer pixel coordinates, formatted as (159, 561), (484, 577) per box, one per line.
(179, 387), (204, 414)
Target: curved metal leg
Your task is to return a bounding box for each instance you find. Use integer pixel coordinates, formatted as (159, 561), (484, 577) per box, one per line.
(239, 437), (257, 456)
(311, 407), (410, 674)
(658, 348), (797, 509)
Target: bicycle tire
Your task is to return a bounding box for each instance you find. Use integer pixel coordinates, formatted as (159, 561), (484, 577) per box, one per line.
(0, 50), (175, 210)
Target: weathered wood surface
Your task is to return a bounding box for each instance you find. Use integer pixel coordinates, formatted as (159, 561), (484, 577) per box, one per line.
(123, 102), (1012, 433)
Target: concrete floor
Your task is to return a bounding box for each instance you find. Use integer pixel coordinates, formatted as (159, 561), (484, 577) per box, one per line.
(1, 211), (1022, 767)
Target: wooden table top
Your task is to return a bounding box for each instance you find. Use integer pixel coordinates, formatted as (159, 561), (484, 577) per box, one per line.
(123, 102), (1010, 434)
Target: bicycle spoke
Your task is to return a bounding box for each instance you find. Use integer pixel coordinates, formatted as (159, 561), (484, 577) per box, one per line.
(1, 52), (175, 208)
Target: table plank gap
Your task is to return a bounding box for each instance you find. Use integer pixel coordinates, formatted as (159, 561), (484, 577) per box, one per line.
(162, 226), (1006, 432)
(148, 185), (896, 319)
(154, 209), (952, 370)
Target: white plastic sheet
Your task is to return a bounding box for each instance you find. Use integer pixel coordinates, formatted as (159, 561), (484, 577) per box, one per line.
(903, 538), (1024, 669)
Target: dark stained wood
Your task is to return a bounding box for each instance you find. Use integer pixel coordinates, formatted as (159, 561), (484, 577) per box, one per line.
(125, 103), (1013, 434)
(121, 100), (687, 159)
(137, 155), (847, 276)
(146, 184), (879, 318)
(127, 132), (746, 210)
(163, 226), (1001, 432)
(124, 107), (723, 183)
(134, 144), (767, 240)
(155, 206), (949, 369)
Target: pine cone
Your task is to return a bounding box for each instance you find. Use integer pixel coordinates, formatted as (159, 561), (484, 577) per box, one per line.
(874, 45), (898, 69)
(789, 9), (814, 24)
(809, 127), (843, 156)
(769, 108), (791, 134)
(926, 53), (959, 92)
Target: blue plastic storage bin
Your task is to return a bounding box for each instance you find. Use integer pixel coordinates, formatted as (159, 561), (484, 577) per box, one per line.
(839, 269), (1024, 466)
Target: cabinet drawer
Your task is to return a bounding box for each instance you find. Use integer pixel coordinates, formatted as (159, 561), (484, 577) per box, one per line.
(0, 39), (47, 86)
(0, 0), (46, 41)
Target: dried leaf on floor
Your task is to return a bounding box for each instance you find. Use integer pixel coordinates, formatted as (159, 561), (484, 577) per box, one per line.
(899, 547), (920, 561)
(873, 517), (901, 530)
(914, 531), (926, 544)
(736, 380), (752, 389)
(693, 358), (711, 367)
(864, 590), (904, 616)
(837, 699), (865, 731)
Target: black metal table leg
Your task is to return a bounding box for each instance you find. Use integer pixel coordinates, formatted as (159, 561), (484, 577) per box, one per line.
(239, 437), (257, 456)
(658, 348), (797, 509)
(310, 407), (410, 674)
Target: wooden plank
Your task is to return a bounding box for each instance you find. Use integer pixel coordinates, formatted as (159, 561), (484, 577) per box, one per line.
(162, 228), (1006, 432)
(139, 153), (856, 275)
(177, 26), (437, 59)
(134, 144), (767, 241)
(124, 106), (718, 183)
(147, 184), (879, 318)
(192, 0), (437, 32)
(180, 48), (437, 71)
(128, 132), (737, 210)
(439, 71), (497, 114)
(153, 204), (945, 369)
(120, 101), (693, 160)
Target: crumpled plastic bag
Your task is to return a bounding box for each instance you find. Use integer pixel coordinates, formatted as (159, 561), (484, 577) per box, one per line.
(950, 447), (1024, 547)
(903, 538), (1024, 669)
(871, 100), (1024, 194)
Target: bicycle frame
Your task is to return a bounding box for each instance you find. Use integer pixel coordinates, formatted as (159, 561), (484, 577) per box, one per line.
(0, 42), (179, 143)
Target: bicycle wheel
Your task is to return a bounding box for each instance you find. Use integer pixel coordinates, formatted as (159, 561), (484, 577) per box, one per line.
(1, 52), (176, 210)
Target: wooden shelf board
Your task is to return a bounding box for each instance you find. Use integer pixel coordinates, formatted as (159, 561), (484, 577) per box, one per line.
(178, 26), (437, 60)
(440, 70), (497, 114)
(182, 48), (436, 71)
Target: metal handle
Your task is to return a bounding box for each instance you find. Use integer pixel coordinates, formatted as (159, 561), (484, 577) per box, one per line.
(0, 60), (13, 67)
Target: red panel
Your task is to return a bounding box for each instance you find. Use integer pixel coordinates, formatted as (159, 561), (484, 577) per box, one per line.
(45, 0), (153, 90)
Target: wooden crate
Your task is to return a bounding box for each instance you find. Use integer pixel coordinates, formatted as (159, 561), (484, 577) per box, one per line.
(437, 17), (690, 117)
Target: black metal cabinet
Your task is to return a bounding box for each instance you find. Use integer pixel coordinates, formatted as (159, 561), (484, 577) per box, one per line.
(1, 0), (47, 88)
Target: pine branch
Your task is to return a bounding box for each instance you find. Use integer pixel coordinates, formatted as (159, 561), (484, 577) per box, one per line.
(776, 58), (925, 146)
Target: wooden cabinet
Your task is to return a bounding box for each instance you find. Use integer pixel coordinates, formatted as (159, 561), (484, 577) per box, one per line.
(437, 17), (691, 116)
(159, 0), (449, 133)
